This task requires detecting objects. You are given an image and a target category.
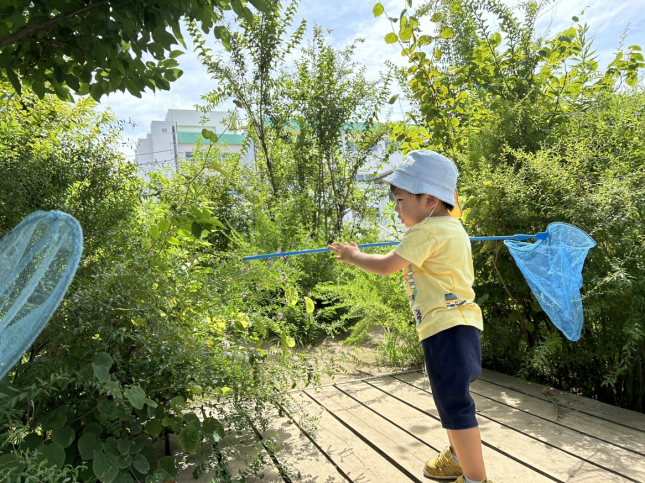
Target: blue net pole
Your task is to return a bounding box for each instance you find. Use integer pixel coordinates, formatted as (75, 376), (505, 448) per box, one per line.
(242, 232), (548, 261)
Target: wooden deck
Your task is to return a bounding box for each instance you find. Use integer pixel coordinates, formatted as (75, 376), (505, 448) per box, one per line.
(226, 368), (645, 483)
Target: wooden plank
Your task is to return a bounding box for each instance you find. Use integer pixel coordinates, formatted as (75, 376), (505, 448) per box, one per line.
(174, 430), (284, 483)
(376, 374), (638, 483)
(304, 385), (430, 482)
(291, 390), (418, 482)
(479, 368), (645, 433)
(258, 406), (348, 482)
(340, 380), (555, 483)
(464, 376), (645, 456)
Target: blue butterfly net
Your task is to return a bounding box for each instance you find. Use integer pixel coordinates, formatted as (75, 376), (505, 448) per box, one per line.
(504, 223), (596, 341)
(0, 211), (83, 380)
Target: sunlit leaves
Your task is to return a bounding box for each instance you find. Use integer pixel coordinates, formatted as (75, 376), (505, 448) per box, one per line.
(373, 2), (385, 17)
(385, 33), (398, 44)
(440, 27), (454, 39)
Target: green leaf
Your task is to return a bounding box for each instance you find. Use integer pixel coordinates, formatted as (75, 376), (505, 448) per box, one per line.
(399, 27), (413, 42)
(94, 452), (120, 483)
(52, 426), (76, 448)
(191, 222), (205, 238)
(0, 454), (25, 474)
(157, 456), (178, 477)
(78, 432), (100, 460)
(305, 296), (315, 314)
(491, 32), (502, 47)
(133, 453), (150, 474)
(440, 27), (454, 39)
(572, 15), (579, 22)
(117, 439), (130, 456)
(373, 2), (385, 17)
(431, 12), (443, 22)
(183, 412), (201, 430)
(170, 396), (185, 414)
(140, 445), (158, 464)
(125, 385), (146, 410)
(202, 418), (225, 443)
(178, 427), (200, 453)
(93, 352), (113, 382)
(38, 443), (66, 469)
(385, 33), (398, 44)
(280, 333), (296, 352)
(114, 473), (134, 483)
(145, 419), (162, 436)
(254, 318), (267, 337)
(248, 0), (268, 12)
(129, 434), (147, 454)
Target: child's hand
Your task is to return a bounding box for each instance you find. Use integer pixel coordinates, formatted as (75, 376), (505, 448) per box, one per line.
(328, 242), (360, 264)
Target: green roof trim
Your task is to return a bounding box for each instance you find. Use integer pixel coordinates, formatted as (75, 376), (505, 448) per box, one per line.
(176, 132), (245, 145)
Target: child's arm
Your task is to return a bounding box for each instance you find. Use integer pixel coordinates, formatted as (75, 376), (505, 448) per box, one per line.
(327, 242), (409, 276)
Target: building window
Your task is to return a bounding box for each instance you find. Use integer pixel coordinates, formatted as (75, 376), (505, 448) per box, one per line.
(162, 128), (167, 133)
(185, 152), (194, 159)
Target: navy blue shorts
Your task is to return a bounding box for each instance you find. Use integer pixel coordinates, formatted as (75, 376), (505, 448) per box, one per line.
(421, 325), (482, 430)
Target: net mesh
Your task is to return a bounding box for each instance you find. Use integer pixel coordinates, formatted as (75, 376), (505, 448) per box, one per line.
(0, 211), (83, 379)
(504, 222), (596, 341)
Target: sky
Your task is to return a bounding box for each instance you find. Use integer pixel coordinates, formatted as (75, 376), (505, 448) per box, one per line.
(101, 0), (645, 160)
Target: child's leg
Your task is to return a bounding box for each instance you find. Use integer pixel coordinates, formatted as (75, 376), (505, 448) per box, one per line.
(447, 427), (486, 481)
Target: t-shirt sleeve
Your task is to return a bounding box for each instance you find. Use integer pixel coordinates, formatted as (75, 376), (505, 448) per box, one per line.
(393, 225), (438, 267)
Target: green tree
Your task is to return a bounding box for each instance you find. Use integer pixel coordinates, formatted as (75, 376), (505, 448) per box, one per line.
(0, 0), (268, 101)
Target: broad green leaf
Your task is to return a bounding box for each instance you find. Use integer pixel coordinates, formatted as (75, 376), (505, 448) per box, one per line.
(248, 0), (268, 12)
(385, 33), (398, 44)
(114, 473), (134, 483)
(0, 454), (25, 474)
(170, 396), (185, 413)
(157, 456), (179, 477)
(133, 453), (150, 474)
(305, 296), (315, 313)
(129, 434), (147, 454)
(280, 333), (296, 352)
(78, 432), (100, 460)
(145, 419), (162, 435)
(572, 15), (579, 22)
(254, 318), (267, 337)
(117, 454), (132, 469)
(158, 220), (171, 233)
(183, 412), (201, 430)
(52, 426), (76, 448)
(140, 445), (158, 464)
(202, 418), (225, 443)
(94, 452), (120, 483)
(117, 438), (130, 456)
(83, 422), (103, 435)
(37, 443), (65, 469)
(373, 2), (384, 17)
(491, 32), (502, 47)
(93, 352), (113, 382)
(21, 433), (43, 451)
(399, 27), (413, 42)
(178, 427), (200, 453)
(440, 27), (454, 39)
(431, 12), (443, 22)
(125, 385), (146, 410)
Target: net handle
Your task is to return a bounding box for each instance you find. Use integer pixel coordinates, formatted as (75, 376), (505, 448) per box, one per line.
(242, 232), (548, 261)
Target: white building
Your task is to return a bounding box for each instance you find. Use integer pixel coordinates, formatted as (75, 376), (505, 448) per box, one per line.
(135, 109), (247, 181)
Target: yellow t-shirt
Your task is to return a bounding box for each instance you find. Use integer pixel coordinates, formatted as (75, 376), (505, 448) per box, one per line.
(393, 216), (483, 341)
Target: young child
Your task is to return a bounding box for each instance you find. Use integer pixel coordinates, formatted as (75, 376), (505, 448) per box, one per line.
(328, 150), (492, 483)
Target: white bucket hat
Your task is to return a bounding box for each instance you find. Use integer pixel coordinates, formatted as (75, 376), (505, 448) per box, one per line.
(383, 150), (458, 206)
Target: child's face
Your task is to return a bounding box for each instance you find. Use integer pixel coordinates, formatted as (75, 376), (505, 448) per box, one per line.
(392, 188), (437, 228)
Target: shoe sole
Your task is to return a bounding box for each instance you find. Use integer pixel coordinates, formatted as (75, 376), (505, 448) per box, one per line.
(423, 468), (462, 479)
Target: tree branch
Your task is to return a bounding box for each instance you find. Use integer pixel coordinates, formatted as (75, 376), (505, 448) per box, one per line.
(0, 0), (111, 50)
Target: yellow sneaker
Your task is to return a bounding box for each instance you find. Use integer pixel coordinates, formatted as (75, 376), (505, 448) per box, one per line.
(423, 446), (463, 480)
(452, 476), (495, 483)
